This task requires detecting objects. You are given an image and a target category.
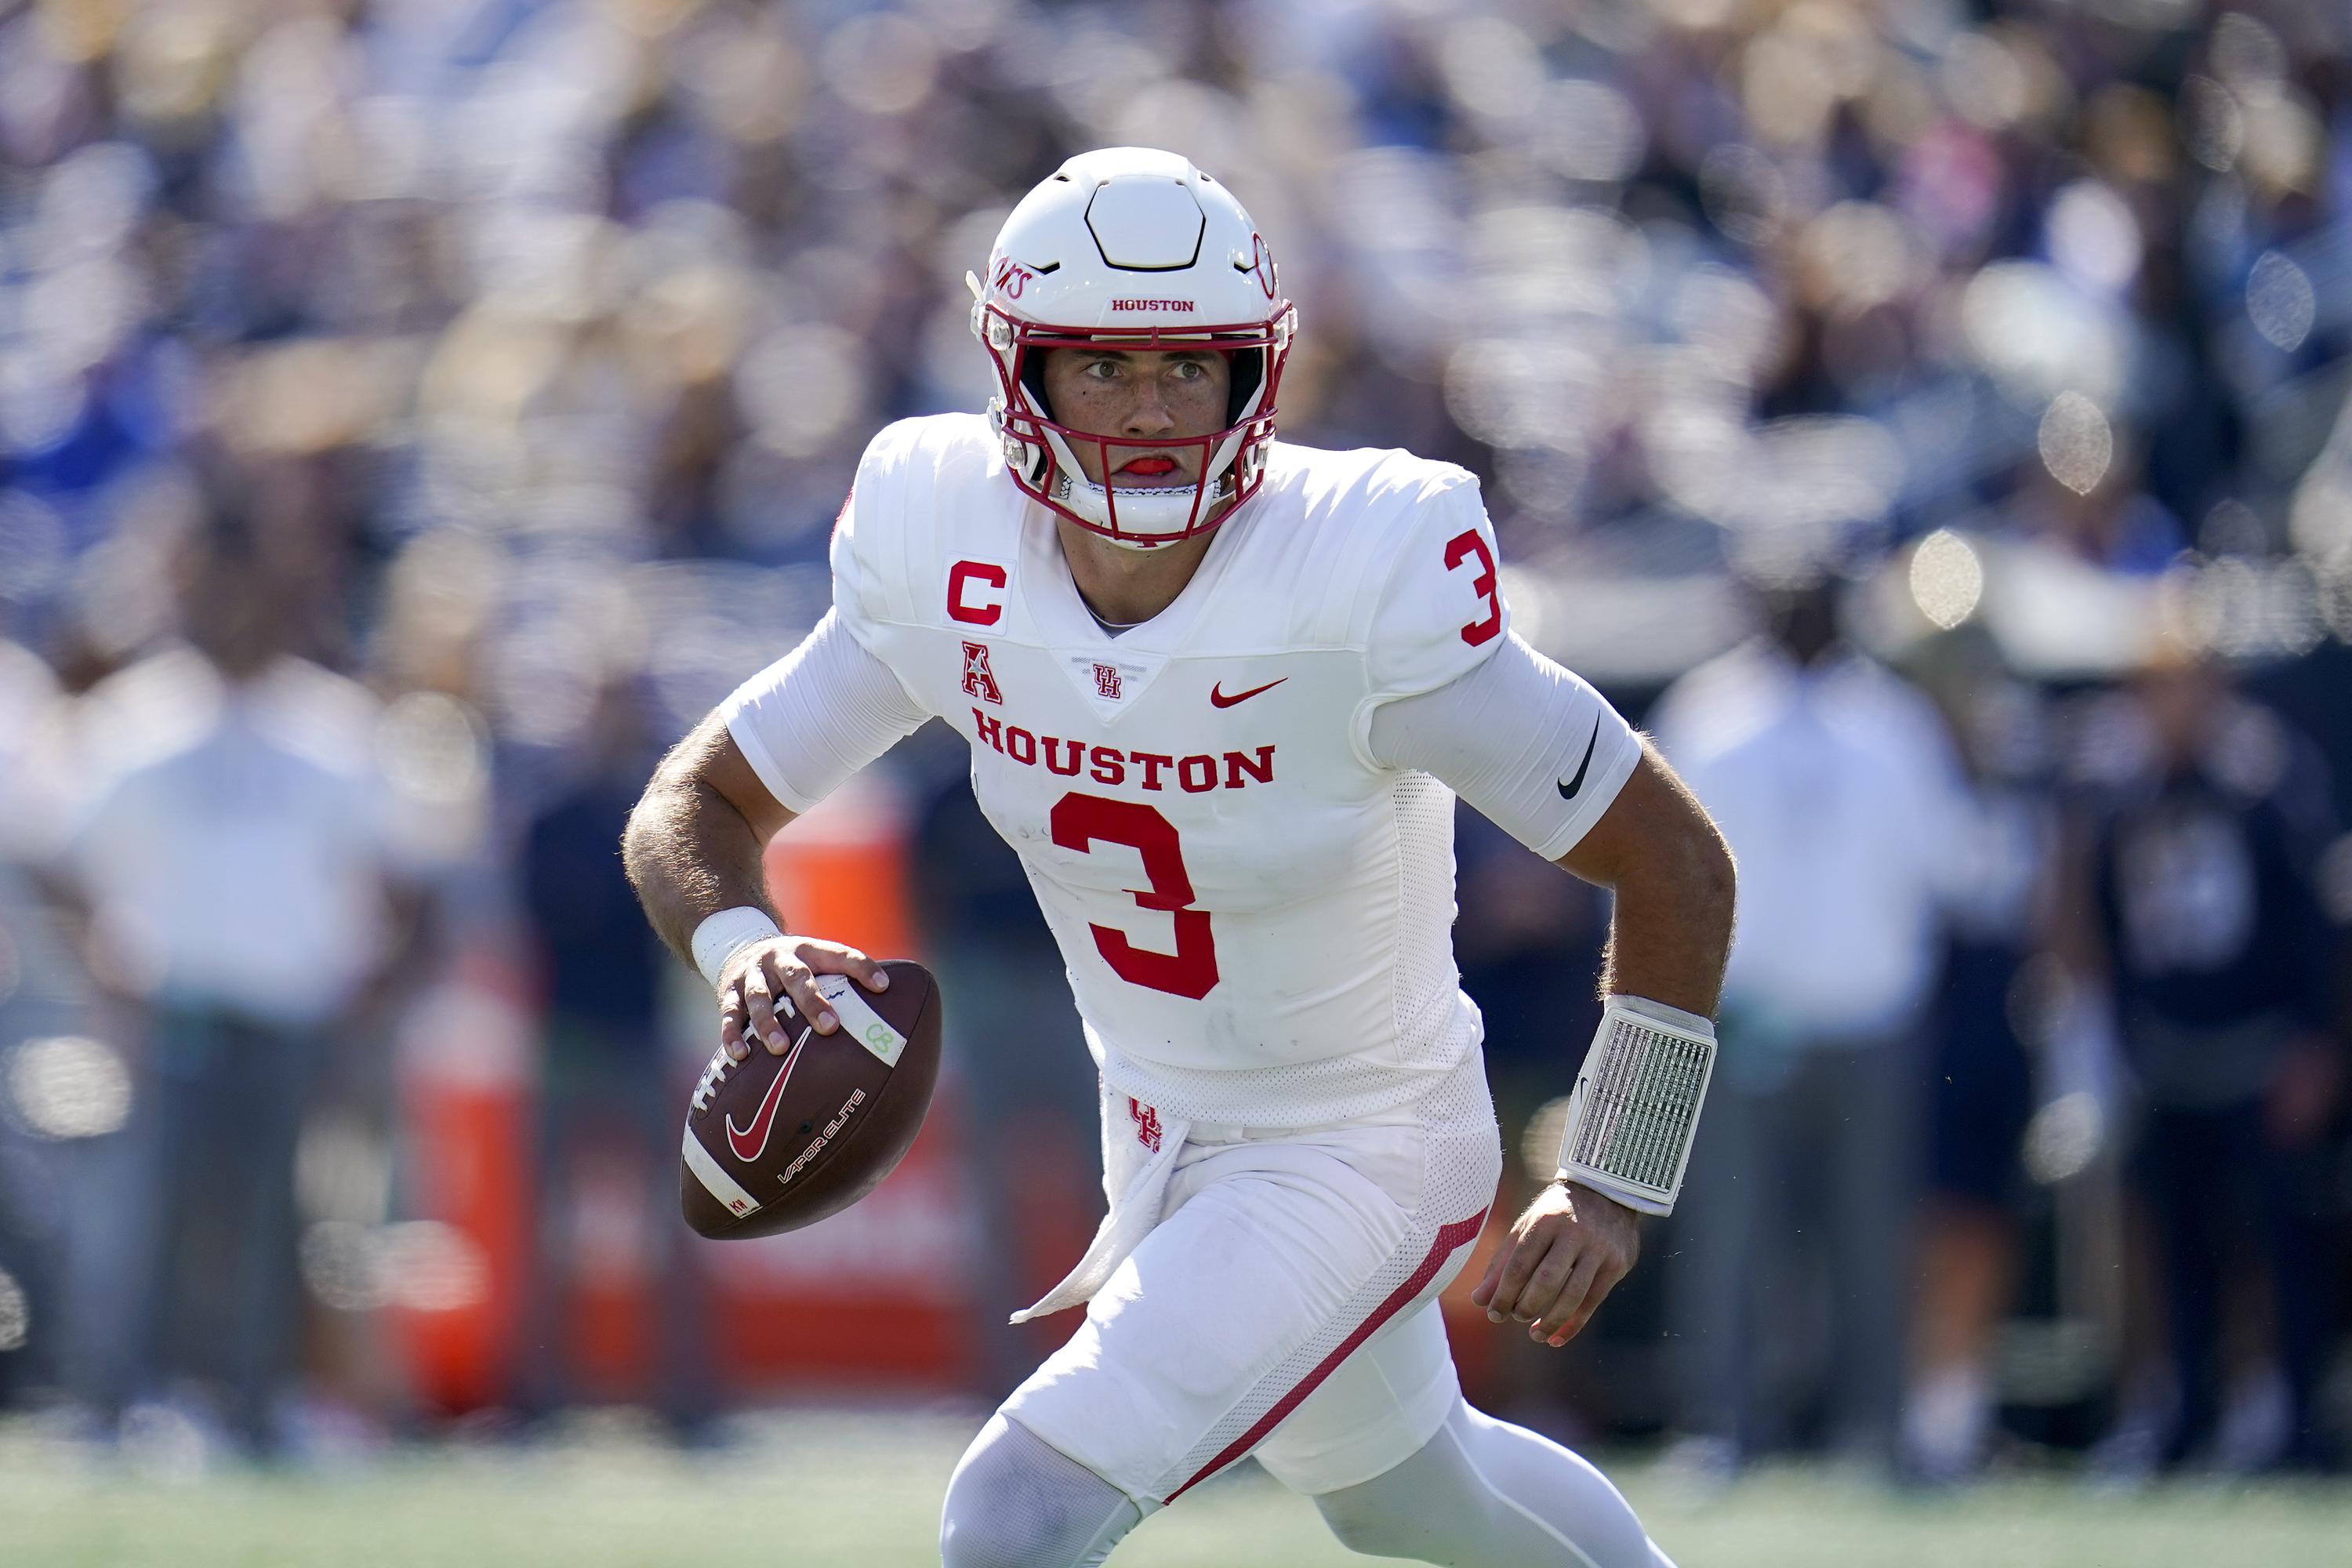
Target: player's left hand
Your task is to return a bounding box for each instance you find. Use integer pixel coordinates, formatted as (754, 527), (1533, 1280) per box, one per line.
(1468, 1181), (1639, 1348)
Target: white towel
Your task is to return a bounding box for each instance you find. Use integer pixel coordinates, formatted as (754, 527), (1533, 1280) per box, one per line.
(1011, 1092), (1191, 1324)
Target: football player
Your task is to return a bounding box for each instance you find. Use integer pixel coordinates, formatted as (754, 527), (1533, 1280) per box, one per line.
(626, 148), (1734, 1567)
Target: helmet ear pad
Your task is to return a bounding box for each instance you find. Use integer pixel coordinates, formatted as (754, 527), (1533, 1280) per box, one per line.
(1019, 347), (1055, 421)
(1225, 347), (1263, 426)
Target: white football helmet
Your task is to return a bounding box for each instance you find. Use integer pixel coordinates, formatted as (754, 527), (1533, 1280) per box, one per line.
(969, 147), (1296, 550)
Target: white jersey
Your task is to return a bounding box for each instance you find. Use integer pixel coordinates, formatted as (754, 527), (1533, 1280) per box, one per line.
(748, 413), (1595, 1126)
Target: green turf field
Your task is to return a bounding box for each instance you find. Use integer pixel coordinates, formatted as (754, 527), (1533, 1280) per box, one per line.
(5, 1410), (2349, 1567)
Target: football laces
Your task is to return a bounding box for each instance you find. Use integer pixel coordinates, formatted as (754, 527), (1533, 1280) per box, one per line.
(691, 996), (797, 1112)
(690, 1049), (733, 1114)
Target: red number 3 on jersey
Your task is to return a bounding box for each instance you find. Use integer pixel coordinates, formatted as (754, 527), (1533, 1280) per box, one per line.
(1445, 529), (1502, 647)
(1049, 793), (1220, 1000)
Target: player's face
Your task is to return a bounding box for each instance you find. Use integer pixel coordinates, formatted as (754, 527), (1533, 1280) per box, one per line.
(1040, 348), (1232, 488)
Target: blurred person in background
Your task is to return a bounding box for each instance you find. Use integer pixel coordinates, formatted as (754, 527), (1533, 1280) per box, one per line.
(1650, 571), (1966, 1481)
(35, 514), (427, 1460)
(1900, 636), (2063, 1483)
(2064, 640), (2346, 1473)
(514, 677), (715, 1440)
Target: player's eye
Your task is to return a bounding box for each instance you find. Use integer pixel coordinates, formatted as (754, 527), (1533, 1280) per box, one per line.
(1083, 359), (1121, 379)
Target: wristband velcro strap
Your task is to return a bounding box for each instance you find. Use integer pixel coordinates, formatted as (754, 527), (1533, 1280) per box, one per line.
(1555, 994), (1717, 1217)
(691, 906), (782, 989)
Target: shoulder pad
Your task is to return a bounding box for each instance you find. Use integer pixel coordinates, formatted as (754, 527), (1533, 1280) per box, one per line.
(831, 415), (1000, 634)
(1254, 445), (1490, 661)
(1352, 460), (1506, 699)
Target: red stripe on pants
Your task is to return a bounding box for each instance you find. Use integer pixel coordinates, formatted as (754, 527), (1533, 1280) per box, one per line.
(1161, 1208), (1490, 1504)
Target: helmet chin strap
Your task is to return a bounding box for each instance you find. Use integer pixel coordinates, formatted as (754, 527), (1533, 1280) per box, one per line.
(1050, 470), (1224, 550)
(1038, 425), (1232, 548)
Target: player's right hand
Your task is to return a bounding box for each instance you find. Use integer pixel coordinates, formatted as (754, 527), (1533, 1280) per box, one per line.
(718, 936), (891, 1062)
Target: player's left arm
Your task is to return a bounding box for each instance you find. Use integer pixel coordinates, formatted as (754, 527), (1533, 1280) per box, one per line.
(1357, 478), (1733, 1345)
(1468, 739), (1734, 1346)
(1556, 737), (1734, 1019)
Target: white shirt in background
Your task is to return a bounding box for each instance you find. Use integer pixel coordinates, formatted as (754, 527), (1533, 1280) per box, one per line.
(58, 648), (406, 1028)
(1651, 640), (1965, 1044)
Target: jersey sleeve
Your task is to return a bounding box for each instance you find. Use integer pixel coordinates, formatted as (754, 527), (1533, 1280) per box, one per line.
(829, 420), (925, 651)
(725, 423), (953, 815)
(1352, 473), (1512, 760)
(720, 608), (929, 815)
(1367, 630), (1642, 859)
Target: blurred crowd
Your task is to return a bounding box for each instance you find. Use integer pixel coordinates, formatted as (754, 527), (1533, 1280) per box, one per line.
(0, 0), (2347, 1485)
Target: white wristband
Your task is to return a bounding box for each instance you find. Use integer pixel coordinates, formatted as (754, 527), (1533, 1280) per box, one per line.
(691, 906), (782, 989)
(1554, 994), (1718, 1218)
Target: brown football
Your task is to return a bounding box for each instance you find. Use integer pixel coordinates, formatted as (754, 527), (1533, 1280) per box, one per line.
(679, 959), (942, 1240)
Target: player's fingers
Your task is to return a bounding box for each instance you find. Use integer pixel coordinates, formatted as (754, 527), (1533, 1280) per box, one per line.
(740, 967), (791, 1054)
(1515, 1229), (1586, 1325)
(771, 957), (838, 1035)
(1561, 1253), (1627, 1341)
(836, 946), (890, 991)
(1468, 1246), (1507, 1310)
(800, 940), (889, 993)
(715, 982), (753, 1067)
(1481, 1229), (1557, 1324)
(718, 989), (751, 1062)
(1534, 1251), (1607, 1345)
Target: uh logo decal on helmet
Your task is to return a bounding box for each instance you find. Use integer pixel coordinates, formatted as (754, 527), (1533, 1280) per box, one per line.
(968, 147), (1297, 550)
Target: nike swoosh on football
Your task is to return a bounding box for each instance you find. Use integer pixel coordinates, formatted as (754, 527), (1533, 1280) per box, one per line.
(725, 1025), (811, 1163)
(1210, 677), (1287, 708)
(1557, 717), (1602, 800)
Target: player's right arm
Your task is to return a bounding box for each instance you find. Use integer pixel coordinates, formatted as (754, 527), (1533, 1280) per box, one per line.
(627, 602), (933, 1061)
(624, 608), (929, 1061)
(623, 710), (851, 1065)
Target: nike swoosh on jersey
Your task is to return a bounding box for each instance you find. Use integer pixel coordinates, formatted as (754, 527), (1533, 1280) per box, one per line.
(1557, 717), (1602, 800)
(1209, 677), (1287, 708)
(725, 1025), (811, 1163)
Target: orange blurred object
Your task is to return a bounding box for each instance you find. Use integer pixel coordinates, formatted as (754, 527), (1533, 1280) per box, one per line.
(390, 959), (535, 1414)
(762, 774), (917, 959)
